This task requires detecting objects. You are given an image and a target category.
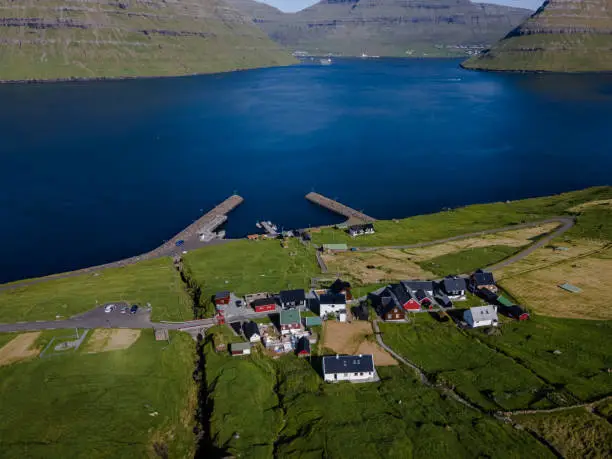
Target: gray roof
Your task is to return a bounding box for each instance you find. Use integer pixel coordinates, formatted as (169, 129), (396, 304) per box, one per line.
(442, 277), (467, 292)
(323, 355), (374, 374)
(231, 342), (251, 351)
(402, 280), (434, 291)
(469, 306), (498, 321)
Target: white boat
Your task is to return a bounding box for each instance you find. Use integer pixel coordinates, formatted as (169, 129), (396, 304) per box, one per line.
(256, 222), (262, 229)
(320, 58), (332, 66)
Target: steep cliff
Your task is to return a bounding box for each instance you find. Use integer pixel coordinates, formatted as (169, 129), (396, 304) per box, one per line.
(463, 0), (612, 72)
(0, 0), (296, 81)
(228, 0), (532, 57)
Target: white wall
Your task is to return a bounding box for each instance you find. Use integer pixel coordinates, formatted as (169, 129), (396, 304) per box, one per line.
(320, 303), (345, 318)
(324, 371), (374, 382)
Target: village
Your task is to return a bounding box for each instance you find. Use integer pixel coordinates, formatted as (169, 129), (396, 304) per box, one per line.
(214, 223), (531, 383)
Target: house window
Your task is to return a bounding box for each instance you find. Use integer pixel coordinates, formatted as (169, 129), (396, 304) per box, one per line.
(359, 372), (363, 376)
(354, 373), (358, 376)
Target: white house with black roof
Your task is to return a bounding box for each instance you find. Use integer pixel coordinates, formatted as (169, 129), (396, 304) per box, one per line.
(439, 276), (467, 300)
(401, 280), (435, 296)
(279, 289), (306, 309)
(322, 354), (377, 383)
(319, 293), (347, 319)
(348, 223), (375, 237)
(243, 321), (261, 343)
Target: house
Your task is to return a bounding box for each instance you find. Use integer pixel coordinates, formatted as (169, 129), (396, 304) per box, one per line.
(230, 342), (251, 356)
(279, 289), (306, 309)
(440, 276), (467, 299)
(470, 270), (497, 293)
(329, 279), (351, 295)
(401, 281), (435, 296)
(464, 306), (499, 328)
(280, 309), (301, 335)
(296, 336), (311, 357)
(389, 283), (420, 311)
(378, 295), (406, 321)
(348, 223), (375, 237)
(243, 322), (261, 343)
(214, 291), (231, 307)
(414, 289), (433, 308)
(322, 354), (376, 382)
(319, 293), (347, 318)
(304, 316), (323, 328)
(251, 297), (277, 313)
(435, 294), (453, 309)
(500, 305), (530, 321)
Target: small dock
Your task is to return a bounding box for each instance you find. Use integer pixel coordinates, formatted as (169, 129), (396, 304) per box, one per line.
(305, 192), (375, 225)
(260, 221), (278, 236)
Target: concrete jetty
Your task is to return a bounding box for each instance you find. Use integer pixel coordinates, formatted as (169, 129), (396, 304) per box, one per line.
(305, 192), (375, 225)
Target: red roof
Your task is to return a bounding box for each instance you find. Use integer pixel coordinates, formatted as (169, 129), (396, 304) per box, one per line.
(403, 299), (420, 310)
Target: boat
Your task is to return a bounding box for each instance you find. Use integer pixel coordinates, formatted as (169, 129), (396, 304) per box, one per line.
(320, 58), (332, 66)
(256, 222), (262, 229)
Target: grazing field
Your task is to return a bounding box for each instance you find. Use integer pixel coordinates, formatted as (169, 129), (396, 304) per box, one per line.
(311, 186), (612, 247)
(500, 246), (612, 320)
(323, 223), (560, 283)
(0, 258), (192, 323)
(322, 321), (397, 366)
(183, 239), (319, 315)
(477, 317), (612, 402)
(203, 330), (553, 458)
(568, 198), (612, 213)
(0, 332), (41, 366)
(419, 245), (519, 276)
(84, 329), (141, 353)
(0, 329), (196, 459)
(379, 316), (554, 411)
(513, 408), (612, 459)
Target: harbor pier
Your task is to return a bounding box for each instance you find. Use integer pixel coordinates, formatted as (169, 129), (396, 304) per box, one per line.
(305, 192), (375, 225)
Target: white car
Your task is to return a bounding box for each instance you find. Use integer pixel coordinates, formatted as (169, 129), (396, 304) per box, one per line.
(104, 304), (116, 313)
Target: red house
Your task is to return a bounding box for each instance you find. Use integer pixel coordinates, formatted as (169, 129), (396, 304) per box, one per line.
(389, 284), (420, 311)
(215, 291), (231, 307)
(251, 297), (277, 313)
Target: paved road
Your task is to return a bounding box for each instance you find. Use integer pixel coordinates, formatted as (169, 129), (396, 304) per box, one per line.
(352, 217), (575, 257)
(0, 303), (215, 333)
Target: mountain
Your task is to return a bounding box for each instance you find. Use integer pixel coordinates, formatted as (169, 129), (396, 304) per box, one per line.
(228, 0), (532, 57)
(462, 0), (612, 72)
(0, 0), (296, 81)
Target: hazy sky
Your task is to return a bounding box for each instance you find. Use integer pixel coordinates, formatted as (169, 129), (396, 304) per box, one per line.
(259, 0), (543, 13)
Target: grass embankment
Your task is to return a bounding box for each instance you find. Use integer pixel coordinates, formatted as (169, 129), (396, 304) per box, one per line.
(477, 317), (612, 402)
(419, 245), (520, 276)
(311, 186), (612, 247)
(379, 315), (553, 411)
(0, 329), (196, 459)
(203, 327), (553, 458)
(513, 407), (612, 459)
(0, 258), (192, 323)
(183, 239), (320, 316)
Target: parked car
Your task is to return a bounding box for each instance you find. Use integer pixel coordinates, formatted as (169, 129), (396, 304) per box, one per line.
(104, 304), (116, 313)
(120, 306), (129, 314)
(236, 300), (243, 307)
(130, 305), (139, 314)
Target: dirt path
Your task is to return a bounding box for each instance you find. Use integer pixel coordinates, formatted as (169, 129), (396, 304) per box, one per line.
(0, 332), (42, 365)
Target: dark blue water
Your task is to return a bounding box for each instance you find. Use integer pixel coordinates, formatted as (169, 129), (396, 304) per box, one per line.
(2, 58), (612, 283)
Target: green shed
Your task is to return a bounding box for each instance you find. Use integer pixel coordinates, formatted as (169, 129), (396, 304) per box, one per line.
(497, 295), (514, 307)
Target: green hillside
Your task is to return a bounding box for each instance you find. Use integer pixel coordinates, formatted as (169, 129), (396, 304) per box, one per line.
(463, 0), (612, 72)
(0, 0), (296, 81)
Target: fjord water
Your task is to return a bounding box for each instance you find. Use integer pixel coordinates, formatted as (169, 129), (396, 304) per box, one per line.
(1, 59), (612, 283)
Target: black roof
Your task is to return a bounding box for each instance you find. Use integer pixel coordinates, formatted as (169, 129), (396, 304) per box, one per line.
(319, 293), (346, 305)
(243, 321), (260, 340)
(472, 271), (496, 285)
(296, 336), (310, 354)
(330, 278), (351, 294)
(352, 303), (369, 320)
(442, 277), (467, 292)
(389, 283), (411, 305)
(435, 295), (452, 307)
(349, 223), (375, 231)
(251, 297), (277, 307)
(502, 305), (527, 316)
(323, 355), (374, 374)
(379, 294), (400, 316)
(402, 280), (434, 292)
(215, 291), (230, 299)
(415, 289), (430, 302)
(279, 289), (305, 304)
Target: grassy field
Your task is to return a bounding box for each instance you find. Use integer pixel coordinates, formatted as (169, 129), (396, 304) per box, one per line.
(477, 316), (612, 402)
(0, 258), (192, 323)
(419, 245), (519, 276)
(203, 331), (553, 458)
(513, 408), (612, 458)
(311, 187), (612, 247)
(183, 239), (320, 315)
(379, 315), (556, 411)
(0, 329), (196, 459)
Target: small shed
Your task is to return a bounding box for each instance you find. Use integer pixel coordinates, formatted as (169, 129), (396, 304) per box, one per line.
(304, 316), (323, 328)
(296, 336), (311, 357)
(215, 291), (231, 306)
(230, 342), (251, 356)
